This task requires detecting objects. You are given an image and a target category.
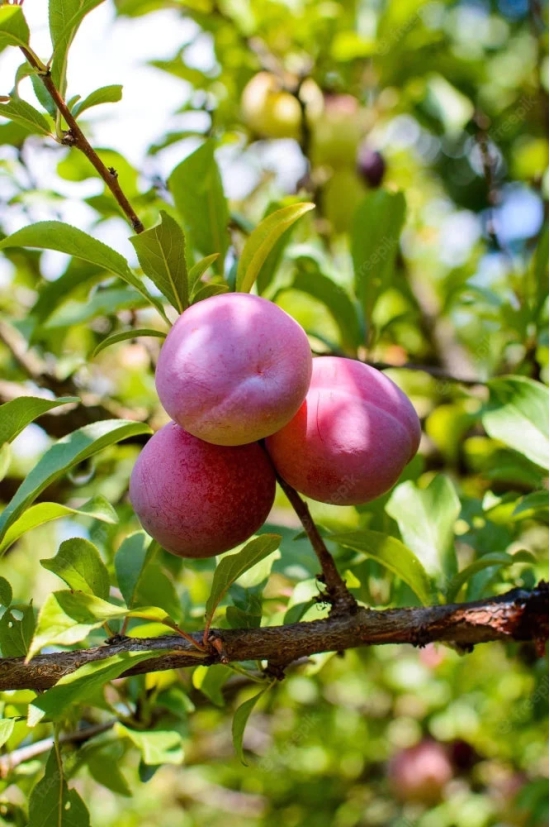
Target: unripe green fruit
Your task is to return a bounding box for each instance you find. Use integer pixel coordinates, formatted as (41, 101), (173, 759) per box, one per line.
(266, 357), (420, 505)
(241, 72), (323, 140)
(155, 293), (312, 447)
(321, 167), (367, 234)
(310, 94), (370, 168)
(129, 422), (276, 558)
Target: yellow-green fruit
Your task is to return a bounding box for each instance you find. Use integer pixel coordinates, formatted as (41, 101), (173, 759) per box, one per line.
(311, 94), (370, 168)
(321, 167), (367, 233)
(241, 72), (323, 140)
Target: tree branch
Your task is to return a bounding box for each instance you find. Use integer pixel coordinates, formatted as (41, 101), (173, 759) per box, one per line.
(0, 583), (546, 692)
(20, 49), (144, 233)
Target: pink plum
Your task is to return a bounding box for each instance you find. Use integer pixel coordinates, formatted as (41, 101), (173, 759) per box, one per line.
(129, 422), (276, 558)
(155, 293), (312, 446)
(265, 357), (421, 505)
(388, 740), (453, 805)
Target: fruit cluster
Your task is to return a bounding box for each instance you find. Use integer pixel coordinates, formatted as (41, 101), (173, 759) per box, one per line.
(129, 293), (420, 559)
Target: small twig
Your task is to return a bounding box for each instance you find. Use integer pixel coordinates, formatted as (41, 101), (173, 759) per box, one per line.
(0, 720), (115, 777)
(275, 472), (358, 615)
(19, 48), (144, 233)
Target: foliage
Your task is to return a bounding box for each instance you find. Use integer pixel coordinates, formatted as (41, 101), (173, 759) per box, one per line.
(0, 0), (547, 825)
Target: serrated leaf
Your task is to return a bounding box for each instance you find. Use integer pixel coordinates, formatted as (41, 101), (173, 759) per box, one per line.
(236, 203), (315, 293)
(0, 576), (12, 606)
(204, 535), (281, 623)
(72, 84), (122, 117)
(0, 395), (79, 445)
(0, 496), (118, 554)
(0, 718), (14, 749)
(116, 724), (184, 765)
(130, 211), (188, 313)
(0, 222), (168, 322)
(0, 99), (52, 136)
(329, 530), (432, 605)
(0, 5), (30, 51)
(482, 376), (549, 470)
(115, 532), (155, 608)
(49, 0), (106, 97)
(0, 605), (35, 657)
(28, 748), (90, 827)
(232, 687), (268, 765)
(446, 553), (514, 602)
(386, 476), (460, 583)
(351, 189), (406, 330)
(92, 327), (165, 357)
(29, 650), (167, 724)
(27, 590), (125, 660)
(41, 538), (110, 599)
(168, 140), (229, 274)
(0, 419), (151, 547)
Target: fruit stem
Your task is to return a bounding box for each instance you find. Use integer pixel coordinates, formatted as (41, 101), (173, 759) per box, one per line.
(275, 472), (358, 616)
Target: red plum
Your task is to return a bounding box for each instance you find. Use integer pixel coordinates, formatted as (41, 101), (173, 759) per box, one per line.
(265, 356), (420, 505)
(129, 422), (276, 558)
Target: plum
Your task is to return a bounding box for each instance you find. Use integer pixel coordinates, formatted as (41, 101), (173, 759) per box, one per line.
(265, 356), (420, 505)
(129, 422), (276, 558)
(155, 293), (312, 446)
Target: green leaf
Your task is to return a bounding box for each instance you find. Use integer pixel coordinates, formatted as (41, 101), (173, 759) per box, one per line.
(512, 490), (549, 520)
(204, 535), (281, 623)
(0, 395), (79, 445)
(0, 442), (10, 482)
(0, 419), (151, 547)
(385, 476), (460, 583)
(482, 376), (549, 470)
(115, 532), (154, 609)
(290, 255), (363, 350)
(86, 751), (131, 797)
(168, 140), (229, 275)
(116, 724), (184, 765)
(232, 687), (269, 765)
(445, 553), (514, 602)
(0, 718), (14, 749)
(41, 538), (110, 599)
(236, 203), (315, 293)
(29, 650), (168, 723)
(351, 189), (406, 329)
(192, 664), (233, 707)
(49, 0), (106, 97)
(27, 590), (125, 660)
(188, 253), (220, 291)
(0, 605), (35, 657)
(72, 84), (123, 117)
(92, 327), (166, 357)
(329, 530), (433, 605)
(0, 495), (118, 554)
(130, 210), (189, 313)
(191, 281), (229, 304)
(0, 99), (52, 136)
(0, 576), (12, 606)
(28, 748), (90, 827)
(0, 222), (168, 322)
(0, 5), (30, 51)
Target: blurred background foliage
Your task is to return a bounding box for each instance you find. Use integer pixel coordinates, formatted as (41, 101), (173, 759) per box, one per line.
(0, 0), (548, 825)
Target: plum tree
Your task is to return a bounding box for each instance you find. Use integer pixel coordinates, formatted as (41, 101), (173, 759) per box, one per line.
(155, 293), (313, 446)
(387, 739), (454, 805)
(265, 356), (421, 505)
(241, 71), (323, 140)
(129, 422), (276, 558)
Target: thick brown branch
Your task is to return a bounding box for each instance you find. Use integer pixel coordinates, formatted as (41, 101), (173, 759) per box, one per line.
(0, 583), (546, 692)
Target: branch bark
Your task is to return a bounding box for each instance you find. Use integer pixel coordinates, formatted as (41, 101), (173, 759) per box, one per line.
(0, 583), (546, 692)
